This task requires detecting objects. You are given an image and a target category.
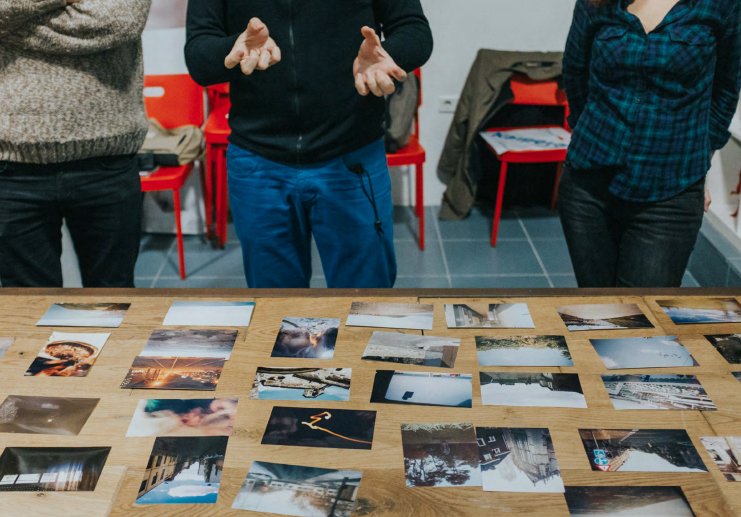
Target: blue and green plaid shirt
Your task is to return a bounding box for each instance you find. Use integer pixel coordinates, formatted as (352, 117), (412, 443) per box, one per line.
(563, 0), (741, 201)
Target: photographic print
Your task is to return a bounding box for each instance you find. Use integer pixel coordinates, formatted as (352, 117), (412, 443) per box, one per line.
(163, 301), (255, 327)
(0, 337), (13, 360)
(346, 302), (434, 330)
(36, 302), (130, 327)
(705, 334), (741, 364)
(0, 446), (110, 492)
(602, 374), (716, 411)
(579, 429), (707, 472)
(232, 462), (362, 517)
(0, 395), (99, 435)
(445, 303), (535, 329)
(564, 486), (696, 516)
(700, 436), (741, 481)
(657, 298), (741, 325)
(370, 371), (472, 408)
(250, 368), (351, 401)
(262, 407), (376, 450)
(25, 332), (110, 377)
(136, 436), (228, 504)
(126, 398), (238, 437)
(475, 427), (564, 493)
(271, 318), (341, 359)
(121, 356), (225, 391)
(475, 335), (572, 366)
(140, 329), (238, 360)
(591, 336), (698, 369)
(400, 423), (481, 488)
(556, 303), (654, 331)
(361, 332), (460, 368)
(734, 372), (741, 383)
(480, 372), (587, 408)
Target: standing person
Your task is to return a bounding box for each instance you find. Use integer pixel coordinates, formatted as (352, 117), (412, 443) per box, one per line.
(185, 1), (433, 289)
(0, 0), (152, 288)
(559, 0), (741, 287)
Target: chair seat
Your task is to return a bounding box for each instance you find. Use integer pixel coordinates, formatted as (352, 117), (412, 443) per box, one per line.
(387, 134), (426, 167)
(205, 106), (231, 145)
(484, 126), (569, 164)
(140, 164), (193, 193)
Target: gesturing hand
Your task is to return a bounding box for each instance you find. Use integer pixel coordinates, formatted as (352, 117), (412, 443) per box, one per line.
(225, 18), (281, 76)
(354, 27), (407, 97)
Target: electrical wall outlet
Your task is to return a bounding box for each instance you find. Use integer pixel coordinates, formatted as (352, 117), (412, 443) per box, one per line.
(438, 95), (459, 114)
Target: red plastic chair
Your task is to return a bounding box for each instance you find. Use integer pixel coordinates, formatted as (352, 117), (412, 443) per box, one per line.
(142, 74), (206, 279)
(485, 75), (570, 247)
(204, 84), (231, 249)
(387, 69), (426, 250)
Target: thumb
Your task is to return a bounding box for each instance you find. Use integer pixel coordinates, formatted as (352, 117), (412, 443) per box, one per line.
(361, 26), (381, 48)
(247, 17), (267, 38)
(390, 66), (408, 82)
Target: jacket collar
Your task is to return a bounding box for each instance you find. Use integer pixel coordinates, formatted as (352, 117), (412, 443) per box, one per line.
(618, 0), (695, 33)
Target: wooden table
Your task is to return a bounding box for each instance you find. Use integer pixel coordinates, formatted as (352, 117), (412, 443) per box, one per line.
(0, 288), (740, 517)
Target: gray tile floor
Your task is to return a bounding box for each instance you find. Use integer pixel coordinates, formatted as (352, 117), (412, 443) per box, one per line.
(136, 206), (701, 289)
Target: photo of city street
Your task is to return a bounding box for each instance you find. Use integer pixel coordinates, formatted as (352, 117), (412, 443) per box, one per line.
(444, 303), (534, 329)
(370, 371), (472, 408)
(479, 372), (587, 408)
(251, 368), (351, 401)
(579, 429), (707, 472)
(120, 356), (225, 390)
(475, 335), (572, 366)
(475, 427), (564, 493)
(232, 462), (362, 517)
(602, 374), (716, 411)
(361, 332), (460, 368)
(701, 436), (741, 481)
(564, 486), (696, 516)
(401, 423), (481, 488)
(271, 318), (341, 359)
(591, 336), (698, 369)
(556, 304), (654, 331)
(657, 298), (741, 324)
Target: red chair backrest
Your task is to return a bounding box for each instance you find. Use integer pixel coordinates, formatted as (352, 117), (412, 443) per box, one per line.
(509, 74), (569, 128)
(143, 74), (205, 129)
(207, 83), (230, 111)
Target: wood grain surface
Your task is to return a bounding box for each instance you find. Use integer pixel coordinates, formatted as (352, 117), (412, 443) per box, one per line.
(0, 290), (738, 516)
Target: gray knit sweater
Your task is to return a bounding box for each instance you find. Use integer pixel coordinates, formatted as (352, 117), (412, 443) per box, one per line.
(0, 0), (152, 164)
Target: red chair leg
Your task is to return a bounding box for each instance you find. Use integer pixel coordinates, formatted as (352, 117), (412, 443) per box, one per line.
(491, 162), (508, 247)
(200, 155), (213, 240)
(416, 162), (425, 250)
(414, 165), (422, 218)
(173, 188), (186, 279)
(215, 146), (225, 249)
(551, 162), (564, 210)
(219, 146), (229, 248)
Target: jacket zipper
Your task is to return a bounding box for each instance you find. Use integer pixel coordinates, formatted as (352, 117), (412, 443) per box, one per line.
(288, 0), (303, 164)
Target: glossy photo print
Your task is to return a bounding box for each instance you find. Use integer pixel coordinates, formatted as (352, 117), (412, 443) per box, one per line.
(0, 447), (111, 492)
(657, 298), (741, 325)
(261, 407), (376, 450)
(579, 429), (707, 473)
(36, 303), (130, 327)
(445, 303), (535, 329)
(734, 372), (741, 384)
(591, 336), (698, 369)
(126, 398), (238, 437)
(602, 374), (716, 411)
(163, 301), (255, 326)
(0, 395), (99, 435)
(361, 332), (460, 368)
(556, 303), (654, 331)
(346, 302), (434, 330)
(140, 329), (238, 360)
(136, 436), (228, 504)
(705, 334), (741, 364)
(475, 335), (573, 366)
(121, 356), (225, 391)
(564, 486), (696, 516)
(700, 436), (741, 481)
(476, 427), (564, 493)
(479, 372), (587, 408)
(25, 332), (110, 377)
(270, 318), (341, 359)
(0, 337), (14, 360)
(250, 367), (351, 402)
(370, 371), (472, 408)
(401, 423), (481, 488)
(232, 462), (363, 517)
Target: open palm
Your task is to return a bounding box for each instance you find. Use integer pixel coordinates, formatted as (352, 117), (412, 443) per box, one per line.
(354, 27), (407, 96)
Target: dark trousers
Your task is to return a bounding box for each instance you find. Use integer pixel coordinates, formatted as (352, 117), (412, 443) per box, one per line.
(558, 166), (705, 288)
(0, 155), (142, 288)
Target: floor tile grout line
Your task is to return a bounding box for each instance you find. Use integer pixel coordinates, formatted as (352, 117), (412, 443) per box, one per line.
(516, 211), (555, 288)
(149, 239), (177, 288)
(430, 206), (453, 288)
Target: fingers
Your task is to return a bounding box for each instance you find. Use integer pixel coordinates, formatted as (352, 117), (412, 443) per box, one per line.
(390, 66), (408, 83)
(257, 48), (271, 70)
(247, 17), (267, 37)
(240, 49), (260, 75)
(355, 73), (370, 96)
(270, 45), (282, 66)
(225, 49), (245, 69)
(375, 70), (396, 95)
(364, 71), (383, 97)
(361, 26), (382, 48)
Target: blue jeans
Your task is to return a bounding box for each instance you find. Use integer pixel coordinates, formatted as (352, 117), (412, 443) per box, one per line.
(227, 139), (397, 288)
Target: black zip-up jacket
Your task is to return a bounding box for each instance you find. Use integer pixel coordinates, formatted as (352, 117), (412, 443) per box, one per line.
(185, 0), (433, 165)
